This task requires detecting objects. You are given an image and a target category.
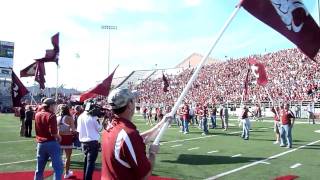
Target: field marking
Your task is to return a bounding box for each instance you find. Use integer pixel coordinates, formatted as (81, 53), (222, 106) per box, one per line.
(160, 135), (217, 145)
(205, 139), (320, 180)
(314, 130), (320, 133)
(188, 147), (199, 151)
(0, 153), (83, 166)
(207, 150), (219, 154)
(170, 144), (182, 148)
(249, 160), (270, 165)
(231, 154), (242, 158)
(228, 131), (241, 135)
(0, 139), (34, 143)
(290, 163), (302, 169)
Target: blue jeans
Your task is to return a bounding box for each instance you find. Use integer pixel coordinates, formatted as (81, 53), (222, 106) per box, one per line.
(241, 119), (250, 139)
(202, 117), (208, 134)
(182, 119), (189, 133)
(280, 124), (292, 147)
(82, 141), (99, 180)
(34, 141), (63, 180)
(210, 115), (216, 128)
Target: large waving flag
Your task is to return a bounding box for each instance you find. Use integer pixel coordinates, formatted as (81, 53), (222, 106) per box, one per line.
(36, 32), (60, 65)
(79, 66), (118, 102)
(242, 0), (320, 60)
(248, 58), (268, 86)
(162, 73), (169, 92)
(35, 61), (46, 89)
(11, 71), (29, 107)
(20, 62), (37, 77)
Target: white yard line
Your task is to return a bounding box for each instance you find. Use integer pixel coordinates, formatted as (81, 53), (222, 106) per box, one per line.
(314, 130), (320, 133)
(0, 153), (83, 166)
(205, 139), (320, 180)
(160, 135), (217, 145)
(290, 163), (302, 169)
(188, 147), (199, 151)
(0, 139), (34, 143)
(207, 150), (219, 154)
(228, 131), (241, 135)
(170, 144), (183, 148)
(231, 154), (242, 158)
(249, 160), (270, 165)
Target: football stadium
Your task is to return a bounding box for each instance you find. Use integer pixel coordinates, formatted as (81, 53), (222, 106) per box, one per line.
(0, 0), (320, 180)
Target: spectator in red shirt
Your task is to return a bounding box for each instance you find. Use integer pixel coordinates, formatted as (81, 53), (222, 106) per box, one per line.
(279, 103), (295, 148)
(101, 88), (168, 180)
(34, 98), (63, 180)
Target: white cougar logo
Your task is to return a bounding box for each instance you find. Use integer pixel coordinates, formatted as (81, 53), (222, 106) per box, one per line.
(271, 0), (308, 32)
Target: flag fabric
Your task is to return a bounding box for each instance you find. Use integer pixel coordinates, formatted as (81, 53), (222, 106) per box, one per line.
(79, 66), (118, 102)
(162, 73), (169, 92)
(20, 62), (37, 77)
(35, 61), (46, 89)
(248, 58), (268, 86)
(242, 0), (320, 60)
(11, 71), (29, 107)
(36, 32), (60, 64)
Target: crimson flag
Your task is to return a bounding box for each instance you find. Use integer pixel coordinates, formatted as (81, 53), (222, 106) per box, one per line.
(242, 0), (320, 60)
(35, 61), (46, 89)
(248, 58), (268, 86)
(79, 66), (118, 102)
(11, 71), (29, 107)
(20, 62), (37, 77)
(162, 73), (169, 92)
(36, 32), (59, 64)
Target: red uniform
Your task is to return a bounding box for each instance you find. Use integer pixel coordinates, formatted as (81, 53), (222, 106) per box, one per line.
(101, 117), (151, 180)
(35, 110), (58, 143)
(280, 109), (294, 125)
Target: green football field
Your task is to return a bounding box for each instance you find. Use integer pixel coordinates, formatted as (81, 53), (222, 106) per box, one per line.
(0, 113), (320, 180)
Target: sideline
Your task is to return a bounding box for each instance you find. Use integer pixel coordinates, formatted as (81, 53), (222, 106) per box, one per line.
(0, 153), (83, 166)
(205, 139), (320, 180)
(0, 139), (34, 144)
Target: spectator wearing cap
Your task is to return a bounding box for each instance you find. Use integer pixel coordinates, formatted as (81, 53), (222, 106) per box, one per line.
(101, 88), (169, 180)
(76, 101), (102, 180)
(34, 98), (63, 180)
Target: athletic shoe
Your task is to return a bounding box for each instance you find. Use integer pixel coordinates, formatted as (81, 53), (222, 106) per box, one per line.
(273, 141), (279, 144)
(183, 131), (189, 134)
(244, 138), (249, 140)
(201, 133), (207, 136)
(64, 170), (73, 179)
(286, 145), (292, 149)
(280, 144), (286, 147)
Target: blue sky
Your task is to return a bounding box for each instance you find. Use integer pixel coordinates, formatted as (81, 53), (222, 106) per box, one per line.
(0, 0), (318, 91)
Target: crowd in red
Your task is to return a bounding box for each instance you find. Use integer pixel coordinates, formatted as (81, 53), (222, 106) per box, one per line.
(136, 48), (320, 107)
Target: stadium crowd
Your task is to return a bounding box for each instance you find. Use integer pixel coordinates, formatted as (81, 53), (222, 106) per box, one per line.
(136, 48), (320, 107)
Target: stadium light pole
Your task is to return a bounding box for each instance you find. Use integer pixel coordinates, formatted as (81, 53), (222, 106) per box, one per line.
(101, 25), (117, 75)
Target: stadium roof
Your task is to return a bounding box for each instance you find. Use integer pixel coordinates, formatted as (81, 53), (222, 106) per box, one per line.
(175, 53), (217, 69)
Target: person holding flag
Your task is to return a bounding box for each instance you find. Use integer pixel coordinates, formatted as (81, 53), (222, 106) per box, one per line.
(279, 103), (295, 148)
(101, 88), (170, 180)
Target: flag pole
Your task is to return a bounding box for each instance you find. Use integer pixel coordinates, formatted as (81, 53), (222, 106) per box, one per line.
(264, 86), (280, 119)
(55, 65), (59, 101)
(153, 2), (244, 145)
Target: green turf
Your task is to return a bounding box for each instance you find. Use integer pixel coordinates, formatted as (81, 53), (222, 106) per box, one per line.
(0, 114), (320, 179)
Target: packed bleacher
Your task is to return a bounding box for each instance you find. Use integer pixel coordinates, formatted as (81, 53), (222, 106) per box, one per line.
(135, 48), (320, 107)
